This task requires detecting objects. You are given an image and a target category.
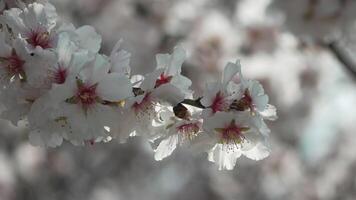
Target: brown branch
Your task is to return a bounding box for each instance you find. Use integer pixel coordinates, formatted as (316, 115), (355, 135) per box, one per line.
(181, 98), (206, 109)
(326, 41), (356, 81)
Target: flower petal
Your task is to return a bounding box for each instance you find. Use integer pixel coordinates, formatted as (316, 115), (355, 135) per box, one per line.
(97, 73), (133, 101)
(154, 134), (179, 161)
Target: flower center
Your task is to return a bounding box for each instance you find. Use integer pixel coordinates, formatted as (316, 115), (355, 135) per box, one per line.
(230, 89), (253, 111)
(155, 73), (172, 88)
(0, 51), (25, 80)
(215, 120), (249, 145)
(77, 84), (98, 106)
(26, 29), (52, 49)
(176, 121), (201, 141)
(132, 92), (155, 118)
(211, 91), (228, 113)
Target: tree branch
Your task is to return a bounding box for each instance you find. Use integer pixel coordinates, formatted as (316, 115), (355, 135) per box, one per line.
(326, 41), (356, 81)
(181, 98), (206, 109)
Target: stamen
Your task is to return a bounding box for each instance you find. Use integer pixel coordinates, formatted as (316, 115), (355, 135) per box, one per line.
(155, 73), (172, 88)
(176, 121), (201, 142)
(26, 29), (53, 49)
(215, 120), (250, 151)
(211, 91), (228, 113)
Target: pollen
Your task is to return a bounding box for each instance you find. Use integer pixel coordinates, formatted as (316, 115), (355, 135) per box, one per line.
(215, 120), (249, 150)
(53, 67), (67, 84)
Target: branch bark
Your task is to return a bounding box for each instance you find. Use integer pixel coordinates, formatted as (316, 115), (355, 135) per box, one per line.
(326, 41), (356, 81)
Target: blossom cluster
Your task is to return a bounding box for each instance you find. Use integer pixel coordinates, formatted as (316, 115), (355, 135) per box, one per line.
(0, 1), (276, 170)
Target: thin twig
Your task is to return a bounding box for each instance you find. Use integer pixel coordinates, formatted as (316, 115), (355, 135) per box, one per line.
(181, 98), (206, 109)
(326, 41), (356, 81)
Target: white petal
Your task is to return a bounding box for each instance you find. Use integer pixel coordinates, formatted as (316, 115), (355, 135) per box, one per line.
(0, 32), (11, 57)
(3, 8), (27, 34)
(167, 45), (186, 75)
(57, 32), (77, 67)
(29, 130), (63, 148)
(141, 69), (163, 91)
(170, 75), (192, 96)
(208, 144), (241, 170)
(97, 73), (133, 101)
(242, 142), (270, 161)
(153, 84), (185, 105)
(260, 104), (278, 120)
(254, 94), (269, 111)
(154, 135), (179, 161)
(75, 25), (102, 52)
(79, 54), (110, 85)
(222, 61), (241, 87)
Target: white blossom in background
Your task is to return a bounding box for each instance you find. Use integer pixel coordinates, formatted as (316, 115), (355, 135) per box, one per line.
(269, 0), (356, 41)
(0, 1), (276, 170)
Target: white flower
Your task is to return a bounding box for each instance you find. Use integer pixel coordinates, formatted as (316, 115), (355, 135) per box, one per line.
(269, 0), (356, 40)
(154, 45), (192, 98)
(112, 46), (192, 142)
(26, 44), (93, 147)
(200, 60), (241, 117)
(2, 2), (59, 50)
(231, 68), (277, 120)
(33, 53), (132, 144)
(0, 32), (27, 85)
(203, 112), (269, 170)
(153, 106), (203, 161)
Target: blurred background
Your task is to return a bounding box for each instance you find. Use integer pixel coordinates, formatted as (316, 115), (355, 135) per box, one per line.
(1, 0), (356, 199)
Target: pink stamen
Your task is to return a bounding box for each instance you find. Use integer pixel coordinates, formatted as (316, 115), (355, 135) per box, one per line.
(211, 91), (227, 113)
(76, 84), (98, 107)
(53, 67), (67, 84)
(221, 121), (244, 141)
(1, 51), (25, 78)
(155, 73), (172, 88)
(8, 53), (24, 74)
(26, 29), (53, 49)
(132, 93), (152, 113)
(176, 122), (200, 135)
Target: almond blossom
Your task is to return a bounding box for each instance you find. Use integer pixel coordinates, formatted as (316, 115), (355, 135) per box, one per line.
(0, 1), (277, 170)
(203, 112), (270, 170)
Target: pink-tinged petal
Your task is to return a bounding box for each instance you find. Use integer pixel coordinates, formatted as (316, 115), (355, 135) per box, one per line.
(141, 69), (164, 91)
